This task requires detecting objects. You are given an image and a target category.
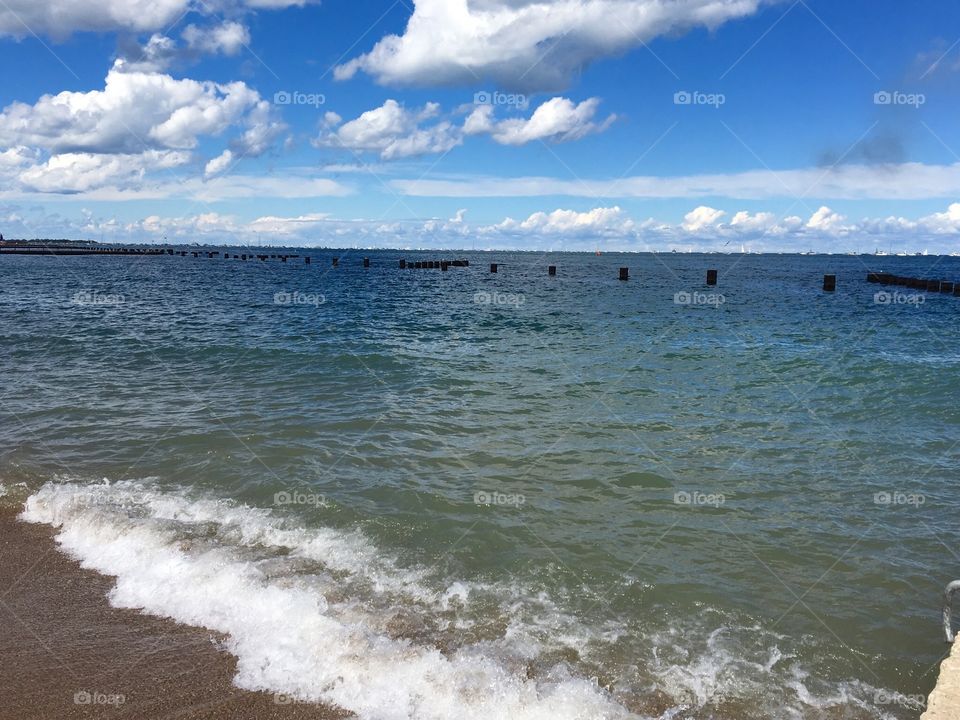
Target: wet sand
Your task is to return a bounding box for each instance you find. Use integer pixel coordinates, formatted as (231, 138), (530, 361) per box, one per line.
(0, 507), (347, 720)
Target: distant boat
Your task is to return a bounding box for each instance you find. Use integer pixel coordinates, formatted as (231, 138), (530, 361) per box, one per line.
(595, 248), (601, 256)
(874, 249), (888, 256)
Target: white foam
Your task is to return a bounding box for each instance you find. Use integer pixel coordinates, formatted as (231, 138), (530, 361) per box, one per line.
(20, 478), (904, 720)
(21, 480), (634, 720)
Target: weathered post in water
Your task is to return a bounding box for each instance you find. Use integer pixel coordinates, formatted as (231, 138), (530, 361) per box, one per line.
(619, 267), (629, 281)
(706, 269), (718, 286)
(363, 257), (370, 268)
(823, 274), (836, 292)
(305, 256), (311, 264)
(548, 265), (557, 276)
(332, 257), (339, 267)
(399, 259), (406, 269)
(490, 263), (498, 273)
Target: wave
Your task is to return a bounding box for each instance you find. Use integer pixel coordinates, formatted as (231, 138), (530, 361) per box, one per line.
(20, 478), (904, 720)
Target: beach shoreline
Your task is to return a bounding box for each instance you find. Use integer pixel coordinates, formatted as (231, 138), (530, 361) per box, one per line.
(0, 506), (345, 720)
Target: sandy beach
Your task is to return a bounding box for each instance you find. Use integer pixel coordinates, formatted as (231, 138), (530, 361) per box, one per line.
(0, 507), (346, 720)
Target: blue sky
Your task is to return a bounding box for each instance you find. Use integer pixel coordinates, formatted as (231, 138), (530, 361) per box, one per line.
(1, 0), (959, 251)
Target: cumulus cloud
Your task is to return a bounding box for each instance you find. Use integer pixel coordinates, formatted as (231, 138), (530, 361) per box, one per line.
(12, 202), (960, 252)
(18, 150), (190, 193)
(805, 205), (850, 233)
(482, 203), (960, 251)
(318, 96), (613, 159)
(469, 97), (615, 145)
(0, 65), (263, 154)
(0, 64), (286, 193)
(335, 0), (764, 91)
(497, 206), (634, 235)
(118, 21), (251, 73)
(0, 0), (315, 38)
(315, 99), (462, 160)
(682, 206), (726, 231)
(919, 203), (960, 234)
(204, 149), (234, 178)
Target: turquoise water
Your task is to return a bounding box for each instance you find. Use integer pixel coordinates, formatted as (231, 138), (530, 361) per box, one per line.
(3, 250), (960, 719)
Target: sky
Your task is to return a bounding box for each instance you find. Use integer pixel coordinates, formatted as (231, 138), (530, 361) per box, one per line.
(1, 0), (959, 252)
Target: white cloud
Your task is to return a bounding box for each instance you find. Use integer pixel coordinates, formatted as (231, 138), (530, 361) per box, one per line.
(476, 97), (615, 145)
(182, 21), (250, 55)
(0, 65), (286, 193)
(729, 210), (777, 232)
(231, 100), (287, 156)
(335, 0), (763, 91)
(318, 96), (613, 160)
(316, 99), (462, 159)
(919, 203), (960, 234)
(19, 150), (190, 193)
(12, 202), (960, 252)
(0, 65), (262, 154)
(204, 149), (234, 178)
(119, 21), (252, 73)
(682, 206), (725, 231)
(497, 206), (634, 235)
(391, 162), (960, 201)
(0, 0), (315, 38)
(805, 206), (849, 233)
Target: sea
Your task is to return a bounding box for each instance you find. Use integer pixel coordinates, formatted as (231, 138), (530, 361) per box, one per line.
(1, 248), (959, 719)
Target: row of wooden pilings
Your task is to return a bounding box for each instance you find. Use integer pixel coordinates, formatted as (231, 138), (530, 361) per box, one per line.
(868, 272), (960, 295)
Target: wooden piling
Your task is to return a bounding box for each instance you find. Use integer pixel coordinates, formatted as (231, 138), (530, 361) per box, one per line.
(941, 282), (954, 294)
(619, 267), (629, 281)
(490, 263), (498, 273)
(548, 265), (557, 276)
(363, 257), (370, 268)
(305, 256), (310, 264)
(706, 269), (718, 286)
(332, 257), (338, 267)
(399, 259), (406, 268)
(823, 274), (836, 292)
(927, 280), (942, 292)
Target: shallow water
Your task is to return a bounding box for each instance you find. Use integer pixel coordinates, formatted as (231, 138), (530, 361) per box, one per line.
(3, 249), (959, 719)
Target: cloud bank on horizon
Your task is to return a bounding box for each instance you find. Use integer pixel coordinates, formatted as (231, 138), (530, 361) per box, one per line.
(0, 0), (958, 252)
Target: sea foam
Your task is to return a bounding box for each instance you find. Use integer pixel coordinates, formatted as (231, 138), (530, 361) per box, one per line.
(20, 478), (902, 720)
